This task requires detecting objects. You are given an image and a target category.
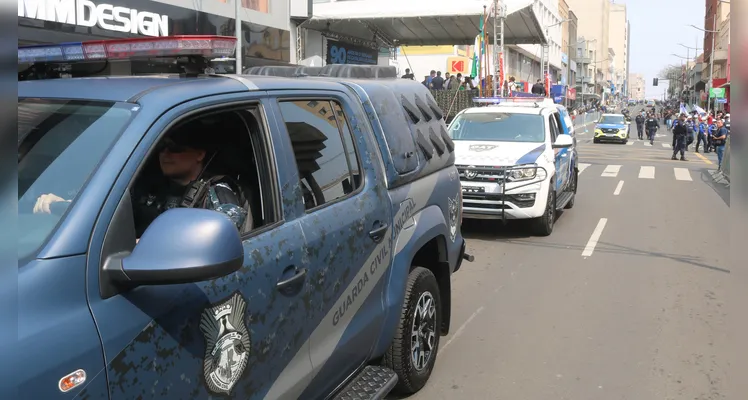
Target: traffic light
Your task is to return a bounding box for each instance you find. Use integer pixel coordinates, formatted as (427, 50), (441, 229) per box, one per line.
(653, 78), (659, 86)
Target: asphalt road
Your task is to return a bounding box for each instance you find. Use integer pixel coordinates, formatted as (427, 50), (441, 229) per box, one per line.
(405, 106), (731, 400)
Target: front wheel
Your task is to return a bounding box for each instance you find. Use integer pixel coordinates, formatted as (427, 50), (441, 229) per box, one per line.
(531, 188), (555, 236)
(383, 267), (442, 394)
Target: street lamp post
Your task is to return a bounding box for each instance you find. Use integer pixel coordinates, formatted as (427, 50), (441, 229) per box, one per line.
(689, 15), (717, 112)
(678, 43), (701, 105)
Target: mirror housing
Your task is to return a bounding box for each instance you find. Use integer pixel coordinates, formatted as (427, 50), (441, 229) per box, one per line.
(552, 134), (574, 149)
(105, 208), (244, 289)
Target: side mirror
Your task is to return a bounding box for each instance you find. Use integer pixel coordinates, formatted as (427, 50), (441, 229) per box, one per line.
(106, 208), (244, 288)
(552, 134), (574, 149)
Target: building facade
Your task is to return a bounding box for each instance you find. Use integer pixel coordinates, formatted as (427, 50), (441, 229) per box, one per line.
(18, 0), (305, 67)
(607, 2), (627, 99)
(566, 0), (610, 94)
(629, 73), (645, 101)
(568, 10), (578, 93)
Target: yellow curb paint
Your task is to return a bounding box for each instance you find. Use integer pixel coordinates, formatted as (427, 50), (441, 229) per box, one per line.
(694, 152), (713, 165)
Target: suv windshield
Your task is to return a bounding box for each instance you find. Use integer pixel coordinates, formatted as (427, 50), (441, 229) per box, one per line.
(18, 99), (135, 261)
(448, 112), (545, 143)
(599, 115), (625, 125)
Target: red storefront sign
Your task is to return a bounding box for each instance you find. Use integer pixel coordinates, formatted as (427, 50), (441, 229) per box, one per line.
(567, 87), (577, 100)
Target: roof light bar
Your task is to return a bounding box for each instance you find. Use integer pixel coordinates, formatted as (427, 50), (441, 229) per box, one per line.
(18, 35), (237, 64)
(473, 97), (547, 104)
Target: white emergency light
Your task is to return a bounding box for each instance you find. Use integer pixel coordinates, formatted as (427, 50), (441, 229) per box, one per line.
(18, 35), (237, 64)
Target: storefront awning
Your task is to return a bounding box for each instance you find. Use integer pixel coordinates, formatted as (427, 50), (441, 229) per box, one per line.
(305, 0), (547, 47)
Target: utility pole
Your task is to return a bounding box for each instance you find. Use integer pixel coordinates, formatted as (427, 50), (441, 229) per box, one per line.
(493, 0), (501, 97)
(235, 0), (243, 73)
(708, 13), (716, 112)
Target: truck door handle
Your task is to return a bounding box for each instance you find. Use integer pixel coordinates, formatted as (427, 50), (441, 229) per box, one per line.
(369, 222), (389, 243)
(276, 267), (307, 295)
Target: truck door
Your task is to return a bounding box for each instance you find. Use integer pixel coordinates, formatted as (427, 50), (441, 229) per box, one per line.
(548, 112), (569, 192)
(271, 96), (392, 397)
(85, 97), (315, 399)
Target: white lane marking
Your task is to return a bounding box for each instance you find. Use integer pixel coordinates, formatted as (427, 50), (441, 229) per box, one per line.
(601, 165), (621, 177)
(644, 142), (652, 147)
(613, 180), (624, 195)
(441, 306), (485, 352)
(578, 163), (591, 174)
(582, 218), (608, 257)
(662, 143), (672, 148)
(626, 141), (634, 145)
(638, 166), (655, 179)
(674, 167), (693, 181)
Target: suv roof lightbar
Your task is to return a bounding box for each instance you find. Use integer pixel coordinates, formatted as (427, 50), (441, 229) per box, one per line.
(18, 35), (237, 64)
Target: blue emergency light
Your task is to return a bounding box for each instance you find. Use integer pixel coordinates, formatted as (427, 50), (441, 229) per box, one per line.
(18, 35), (237, 64)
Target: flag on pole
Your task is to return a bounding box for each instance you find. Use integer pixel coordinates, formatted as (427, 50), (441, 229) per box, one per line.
(471, 17), (483, 78)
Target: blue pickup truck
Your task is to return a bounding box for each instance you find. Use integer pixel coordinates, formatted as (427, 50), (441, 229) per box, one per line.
(16, 36), (470, 399)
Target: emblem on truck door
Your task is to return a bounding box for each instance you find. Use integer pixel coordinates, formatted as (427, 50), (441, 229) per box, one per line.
(448, 196), (459, 242)
(200, 292), (251, 395)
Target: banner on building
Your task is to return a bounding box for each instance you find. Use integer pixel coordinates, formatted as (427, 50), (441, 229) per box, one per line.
(446, 56), (470, 74)
(326, 39), (378, 65)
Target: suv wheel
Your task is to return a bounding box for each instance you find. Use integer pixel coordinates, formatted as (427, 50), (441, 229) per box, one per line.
(565, 170), (577, 209)
(383, 267), (441, 394)
(531, 189), (555, 236)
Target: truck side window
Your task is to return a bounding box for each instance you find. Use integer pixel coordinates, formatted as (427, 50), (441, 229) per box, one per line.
(331, 101), (362, 192)
(548, 114), (559, 142)
(278, 100), (361, 210)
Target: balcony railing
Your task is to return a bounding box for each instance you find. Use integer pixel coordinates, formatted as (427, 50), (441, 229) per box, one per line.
(713, 49), (728, 62)
(577, 56), (592, 64)
(576, 76), (594, 84)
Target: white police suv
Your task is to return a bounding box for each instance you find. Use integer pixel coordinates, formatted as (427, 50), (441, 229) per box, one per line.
(448, 98), (577, 236)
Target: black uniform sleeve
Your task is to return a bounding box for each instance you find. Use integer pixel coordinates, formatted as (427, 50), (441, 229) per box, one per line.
(205, 181), (249, 231)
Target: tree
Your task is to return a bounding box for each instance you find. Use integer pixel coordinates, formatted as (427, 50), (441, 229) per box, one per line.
(658, 64), (683, 100)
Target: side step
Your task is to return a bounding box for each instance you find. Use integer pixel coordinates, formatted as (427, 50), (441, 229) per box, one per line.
(333, 366), (398, 400)
(556, 191), (574, 210)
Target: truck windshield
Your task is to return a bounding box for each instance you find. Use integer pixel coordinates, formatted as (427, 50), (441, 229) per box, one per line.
(599, 115), (626, 125)
(448, 113), (545, 143)
(18, 99), (135, 261)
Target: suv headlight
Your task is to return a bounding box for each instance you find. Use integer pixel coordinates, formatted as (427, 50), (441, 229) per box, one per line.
(508, 165), (537, 181)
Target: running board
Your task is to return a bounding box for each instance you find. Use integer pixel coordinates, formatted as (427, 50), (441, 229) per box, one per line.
(556, 192), (574, 210)
(333, 366), (398, 400)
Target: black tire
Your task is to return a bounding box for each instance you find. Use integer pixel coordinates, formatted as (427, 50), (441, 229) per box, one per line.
(593, 138), (600, 144)
(565, 170), (577, 209)
(531, 188), (555, 236)
(383, 267), (442, 394)
(622, 139), (628, 145)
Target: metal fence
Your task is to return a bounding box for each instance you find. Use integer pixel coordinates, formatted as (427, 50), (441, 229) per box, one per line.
(722, 136), (730, 181)
(429, 89), (594, 122)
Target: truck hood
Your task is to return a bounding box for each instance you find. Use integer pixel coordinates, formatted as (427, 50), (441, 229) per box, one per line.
(454, 141), (547, 166)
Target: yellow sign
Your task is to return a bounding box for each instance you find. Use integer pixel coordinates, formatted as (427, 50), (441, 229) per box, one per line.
(447, 56), (470, 74)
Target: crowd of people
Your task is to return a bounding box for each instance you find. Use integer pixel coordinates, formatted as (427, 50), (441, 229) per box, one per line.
(633, 104), (730, 168)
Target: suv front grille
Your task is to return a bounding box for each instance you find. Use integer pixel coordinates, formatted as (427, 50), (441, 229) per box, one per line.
(601, 128), (619, 133)
(456, 165), (508, 183)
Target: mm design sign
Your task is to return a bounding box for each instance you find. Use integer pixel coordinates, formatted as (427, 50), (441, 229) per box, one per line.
(19, 0), (169, 37)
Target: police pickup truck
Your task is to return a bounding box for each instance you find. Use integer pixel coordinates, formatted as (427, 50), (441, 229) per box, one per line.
(449, 98), (577, 236)
(17, 36), (471, 399)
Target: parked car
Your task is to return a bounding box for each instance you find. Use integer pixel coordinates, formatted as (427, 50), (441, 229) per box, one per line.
(449, 98), (577, 236)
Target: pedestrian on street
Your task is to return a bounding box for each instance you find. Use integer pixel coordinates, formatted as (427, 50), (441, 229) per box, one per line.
(695, 118), (709, 153)
(645, 113), (659, 145)
(635, 113), (645, 140)
(713, 119), (729, 170)
(531, 79), (544, 95)
(671, 113), (688, 161)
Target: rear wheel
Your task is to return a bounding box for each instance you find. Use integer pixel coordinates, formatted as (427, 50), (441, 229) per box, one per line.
(383, 267), (441, 394)
(565, 170), (577, 209)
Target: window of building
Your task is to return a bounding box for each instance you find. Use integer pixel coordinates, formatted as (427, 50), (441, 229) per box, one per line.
(278, 100), (362, 211)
